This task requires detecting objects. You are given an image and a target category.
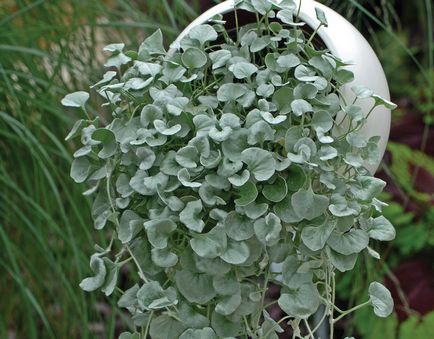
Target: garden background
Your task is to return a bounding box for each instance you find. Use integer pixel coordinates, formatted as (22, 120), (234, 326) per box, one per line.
(0, 0), (432, 338)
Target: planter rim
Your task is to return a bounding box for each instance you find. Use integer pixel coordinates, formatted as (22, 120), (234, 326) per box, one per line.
(170, 0), (392, 174)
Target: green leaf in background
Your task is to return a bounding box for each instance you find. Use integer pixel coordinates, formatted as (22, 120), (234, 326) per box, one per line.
(175, 269), (216, 304)
(369, 282), (394, 318)
(352, 176), (386, 201)
(136, 146), (156, 170)
(119, 332), (140, 339)
(211, 311), (242, 337)
(312, 110), (334, 132)
(144, 219), (177, 249)
(178, 168), (202, 188)
(190, 225), (227, 259)
(294, 65), (318, 82)
(284, 126), (303, 152)
(150, 314), (186, 339)
(217, 83), (247, 102)
(277, 53), (300, 68)
(252, 0), (273, 15)
(292, 187), (329, 220)
(179, 327), (217, 339)
(92, 128), (117, 159)
(176, 146), (199, 168)
(220, 239), (250, 265)
(137, 281), (178, 310)
(254, 213), (282, 246)
(79, 254), (107, 292)
(315, 7), (328, 26)
(215, 294), (242, 316)
(400, 311), (434, 339)
(277, 9), (305, 26)
(224, 211), (255, 241)
(351, 85), (374, 98)
(273, 87), (293, 113)
(273, 196), (303, 223)
(70, 157), (91, 183)
(278, 283), (320, 318)
(301, 219), (336, 251)
(367, 216), (396, 241)
(241, 148), (276, 181)
(140, 104), (163, 127)
(326, 246), (358, 272)
(182, 48), (208, 69)
(65, 119), (87, 140)
(291, 99), (313, 116)
(228, 169), (250, 187)
(180, 200), (205, 232)
(234, 181), (258, 207)
(286, 165), (306, 191)
(151, 248), (178, 267)
(140, 29), (165, 55)
(327, 228), (369, 255)
(373, 94), (398, 109)
(178, 303), (210, 329)
(154, 120), (182, 136)
(209, 50), (232, 69)
(61, 91), (89, 108)
(118, 210), (143, 243)
(262, 176), (288, 202)
(188, 24), (218, 45)
(213, 272), (240, 296)
(229, 62), (258, 79)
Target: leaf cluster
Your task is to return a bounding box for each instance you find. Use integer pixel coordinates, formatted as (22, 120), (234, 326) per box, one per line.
(63, 0), (397, 337)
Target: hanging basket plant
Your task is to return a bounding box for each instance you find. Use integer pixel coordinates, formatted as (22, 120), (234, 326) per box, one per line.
(63, 0), (397, 338)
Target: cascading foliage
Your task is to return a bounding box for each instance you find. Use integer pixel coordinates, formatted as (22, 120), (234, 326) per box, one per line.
(63, 0), (397, 338)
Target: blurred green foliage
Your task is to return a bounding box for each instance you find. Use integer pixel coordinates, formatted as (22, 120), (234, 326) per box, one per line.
(355, 308), (434, 339)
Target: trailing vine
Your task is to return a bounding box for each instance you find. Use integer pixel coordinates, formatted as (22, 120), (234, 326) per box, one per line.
(63, 1), (397, 337)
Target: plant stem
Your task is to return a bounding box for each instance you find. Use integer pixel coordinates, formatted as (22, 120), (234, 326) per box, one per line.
(126, 244), (149, 283)
(235, 7), (240, 44)
(307, 24), (323, 45)
(254, 269), (270, 333)
(143, 311), (153, 339)
(244, 316), (254, 338)
(296, 0), (303, 21)
(263, 299), (278, 309)
(311, 305), (328, 334)
(304, 318), (315, 339)
(333, 300), (371, 323)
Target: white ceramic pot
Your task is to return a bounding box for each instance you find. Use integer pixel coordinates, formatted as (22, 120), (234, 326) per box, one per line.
(171, 0), (392, 174)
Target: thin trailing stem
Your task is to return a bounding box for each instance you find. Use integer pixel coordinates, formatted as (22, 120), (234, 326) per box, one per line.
(307, 24), (324, 45)
(304, 318), (315, 339)
(333, 300), (371, 323)
(311, 305), (328, 334)
(254, 268), (271, 333)
(126, 244), (149, 283)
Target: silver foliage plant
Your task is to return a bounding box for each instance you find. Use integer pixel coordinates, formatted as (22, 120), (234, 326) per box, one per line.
(63, 0), (397, 338)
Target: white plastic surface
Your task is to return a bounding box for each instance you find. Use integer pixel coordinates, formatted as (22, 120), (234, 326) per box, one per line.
(171, 0), (392, 173)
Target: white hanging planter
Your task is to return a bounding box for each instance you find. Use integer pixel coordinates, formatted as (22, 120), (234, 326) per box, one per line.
(171, 0), (392, 174)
